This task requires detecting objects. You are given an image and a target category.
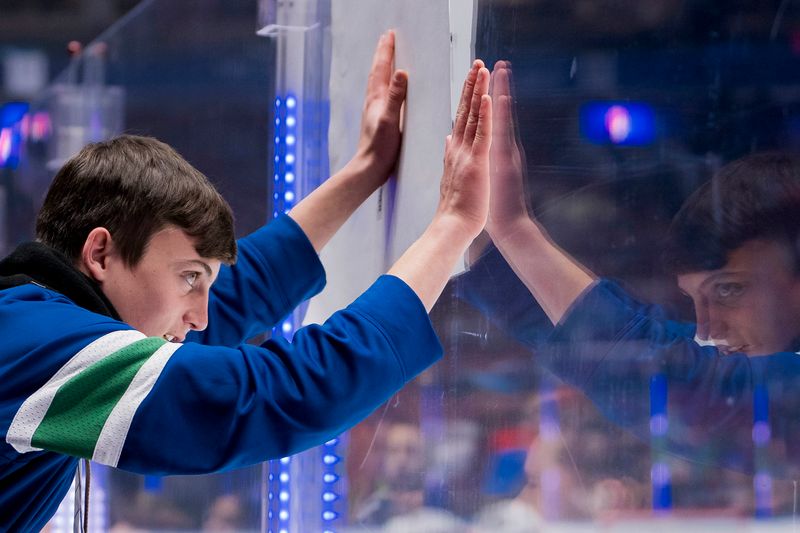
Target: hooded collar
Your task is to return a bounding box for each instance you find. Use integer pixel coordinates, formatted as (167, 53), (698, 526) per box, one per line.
(0, 242), (120, 320)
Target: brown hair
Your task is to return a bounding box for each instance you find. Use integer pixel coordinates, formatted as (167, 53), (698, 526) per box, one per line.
(36, 135), (237, 266)
(665, 151), (800, 274)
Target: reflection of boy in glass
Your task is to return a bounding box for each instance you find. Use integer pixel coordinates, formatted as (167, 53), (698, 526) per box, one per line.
(470, 61), (800, 476)
(666, 155), (800, 356)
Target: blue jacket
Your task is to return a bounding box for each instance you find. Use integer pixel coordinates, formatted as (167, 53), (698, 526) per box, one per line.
(0, 215), (442, 531)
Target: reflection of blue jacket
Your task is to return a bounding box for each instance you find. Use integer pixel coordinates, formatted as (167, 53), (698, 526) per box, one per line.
(0, 215), (442, 532)
(458, 247), (800, 477)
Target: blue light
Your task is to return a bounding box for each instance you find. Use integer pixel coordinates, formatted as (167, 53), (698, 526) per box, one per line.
(322, 492), (338, 502)
(322, 511), (338, 521)
(580, 101), (656, 146)
(325, 438), (339, 446)
(323, 473), (339, 483)
(649, 414), (668, 436)
(0, 102), (28, 128)
(0, 102), (29, 169)
(323, 454), (339, 465)
(268, 95), (301, 531)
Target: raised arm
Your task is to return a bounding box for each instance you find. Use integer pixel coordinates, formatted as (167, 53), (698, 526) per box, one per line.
(388, 60), (492, 311)
(485, 61), (594, 324)
(289, 31), (408, 253)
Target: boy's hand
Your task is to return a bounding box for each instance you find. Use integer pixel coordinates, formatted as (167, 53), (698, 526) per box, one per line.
(386, 60), (492, 312)
(288, 32), (406, 253)
(434, 60), (492, 241)
(353, 30), (408, 182)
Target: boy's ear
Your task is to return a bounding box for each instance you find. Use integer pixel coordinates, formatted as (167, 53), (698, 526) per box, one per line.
(80, 227), (116, 282)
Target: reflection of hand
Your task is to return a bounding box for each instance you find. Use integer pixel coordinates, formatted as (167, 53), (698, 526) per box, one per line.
(354, 30), (409, 182)
(435, 60), (492, 240)
(486, 60), (530, 241)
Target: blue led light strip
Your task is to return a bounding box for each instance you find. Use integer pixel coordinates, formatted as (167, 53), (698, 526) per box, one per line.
(270, 92), (342, 532)
(321, 437), (341, 531)
(649, 373), (672, 512)
(269, 93), (298, 533)
(273, 95), (297, 220)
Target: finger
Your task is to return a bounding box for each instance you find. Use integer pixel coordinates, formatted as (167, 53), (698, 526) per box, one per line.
(464, 67), (490, 144)
(492, 63), (511, 100)
(453, 60), (483, 142)
(472, 94), (493, 157)
(366, 31), (395, 100)
(491, 95), (511, 157)
(489, 60), (506, 98)
(385, 70), (408, 117)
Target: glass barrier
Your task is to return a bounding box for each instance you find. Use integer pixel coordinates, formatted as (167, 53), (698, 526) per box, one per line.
(7, 0), (800, 531)
(347, 1), (800, 531)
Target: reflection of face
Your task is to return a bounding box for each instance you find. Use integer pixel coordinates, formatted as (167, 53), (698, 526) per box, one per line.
(677, 239), (800, 356)
(98, 226), (221, 342)
(383, 423), (425, 490)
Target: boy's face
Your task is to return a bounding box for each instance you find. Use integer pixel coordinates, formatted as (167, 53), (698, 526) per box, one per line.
(98, 226), (221, 342)
(677, 239), (800, 356)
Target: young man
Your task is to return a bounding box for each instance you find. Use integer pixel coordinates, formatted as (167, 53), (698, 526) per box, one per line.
(0, 32), (493, 531)
(464, 60), (800, 477)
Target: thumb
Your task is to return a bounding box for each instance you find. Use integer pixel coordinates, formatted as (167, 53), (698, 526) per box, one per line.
(386, 70), (408, 117)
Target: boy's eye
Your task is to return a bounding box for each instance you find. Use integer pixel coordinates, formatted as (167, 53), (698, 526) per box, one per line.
(715, 282), (744, 300)
(184, 272), (199, 288)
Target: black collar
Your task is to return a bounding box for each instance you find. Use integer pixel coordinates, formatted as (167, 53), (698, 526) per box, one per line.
(0, 242), (120, 320)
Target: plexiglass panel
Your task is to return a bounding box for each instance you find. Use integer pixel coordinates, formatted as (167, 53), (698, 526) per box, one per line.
(9, 1), (800, 531)
(347, 1), (800, 531)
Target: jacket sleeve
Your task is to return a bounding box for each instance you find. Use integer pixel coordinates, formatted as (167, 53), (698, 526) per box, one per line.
(455, 245), (553, 346)
(188, 215), (326, 346)
(4, 276), (441, 475)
